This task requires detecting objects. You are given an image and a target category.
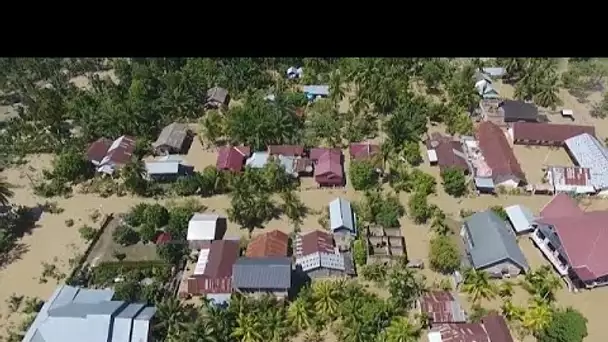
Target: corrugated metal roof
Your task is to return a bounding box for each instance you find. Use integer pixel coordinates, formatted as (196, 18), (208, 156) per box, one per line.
(303, 85), (329, 96)
(564, 133), (608, 190)
(329, 198), (356, 234)
(464, 211), (529, 271)
(187, 214), (219, 241)
(505, 205), (535, 233)
(246, 152), (270, 168)
(145, 161), (180, 175)
(23, 285), (155, 342)
(232, 257), (292, 290)
(296, 252), (345, 272)
(153, 122), (189, 149)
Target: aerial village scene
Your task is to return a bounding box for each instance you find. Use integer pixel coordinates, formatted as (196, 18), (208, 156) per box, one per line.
(1, 57), (608, 342)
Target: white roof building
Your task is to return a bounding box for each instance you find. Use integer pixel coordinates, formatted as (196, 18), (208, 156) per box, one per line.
(564, 133), (608, 193)
(295, 252), (345, 272)
(505, 205), (535, 234)
(187, 214), (221, 241)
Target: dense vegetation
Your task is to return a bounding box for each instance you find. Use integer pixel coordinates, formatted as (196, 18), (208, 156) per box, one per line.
(0, 57), (597, 342)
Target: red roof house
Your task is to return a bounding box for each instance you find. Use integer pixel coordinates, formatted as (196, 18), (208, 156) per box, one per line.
(268, 145), (305, 157)
(418, 291), (467, 325)
(476, 122), (525, 184)
(435, 140), (469, 173)
(349, 142), (381, 161)
(295, 230), (335, 256)
(86, 138), (112, 165)
(246, 230), (290, 258)
(429, 314), (514, 342)
(87, 135), (136, 174)
(512, 122), (596, 146)
(310, 147), (342, 161)
(155, 232), (172, 245)
(534, 193), (608, 288)
(216, 146), (250, 172)
(314, 149), (344, 186)
(186, 240), (240, 295)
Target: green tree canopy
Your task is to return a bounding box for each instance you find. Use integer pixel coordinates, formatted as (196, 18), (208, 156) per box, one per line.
(349, 160), (379, 190)
(441, 167), (467, 197)
(429, 235), (461, 274)
(538, 307), (588, 342)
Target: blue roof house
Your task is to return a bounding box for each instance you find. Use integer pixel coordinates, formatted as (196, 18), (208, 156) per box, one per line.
(22, 285), (157, 342)
(302, 85), (329, 101)
(461, 211), (529, 277)
(329, 198), (357, 236)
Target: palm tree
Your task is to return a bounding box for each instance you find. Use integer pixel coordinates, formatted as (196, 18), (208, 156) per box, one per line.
(0, 179), (14, 207)
(500, 299), (523, 322)
(521, 299), (553, 336)
(498, 281), (515, 299)
(154, 297), (192, 339)
(461, 268), (496, 304)
(430, 208), (450, 235)
(231, 313), (264, 342)
(519, 266), (562, 302)
(288, 298), (312, 331)
(181, 316), (220, 342)
(328, 70), (346, 105)
(384, 317), (421, 342)
(199, 109), (225, 146)
(280, 190), (307, 232)
(312, 281), (342, 320)
(262, 307), (290, 342)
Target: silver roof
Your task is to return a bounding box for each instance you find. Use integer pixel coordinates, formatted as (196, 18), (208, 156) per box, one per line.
(232, 257), (292, 290)
(22, 285), (156, 342)
(152, 122), (189, 149)
(464, 211), (529, 271)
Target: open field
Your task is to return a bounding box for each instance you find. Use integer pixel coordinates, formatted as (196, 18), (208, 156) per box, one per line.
(86, 217), (160, 266)
(512, 145), (573, 184)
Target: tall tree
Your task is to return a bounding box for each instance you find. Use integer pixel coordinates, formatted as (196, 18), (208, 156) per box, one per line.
(384, 317), (421, 342)
(0, 178), (14, 206)
(461, 268), (496, 304)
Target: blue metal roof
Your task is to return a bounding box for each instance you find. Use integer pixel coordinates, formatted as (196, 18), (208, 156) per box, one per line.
(22, 285), (156, 342)
(303, 85), (329, 96)
(329, 198), (356, 235)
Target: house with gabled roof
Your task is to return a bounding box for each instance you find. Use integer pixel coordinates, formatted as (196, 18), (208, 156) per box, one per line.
(86, 135), (137, 175)
(23, 285), (156, 342)
(475, 122), (525, 190)
(245, 230), (290, 258)
(232, 257), (292, 299)
(313, 149), (344, 187)
(428, 314), (514, 342)
(187, 214), (226, 249)
(152, 122), (191, 155)
(294, 230), (355, 279)
(183, 239), (240, 304)
(418, 291), (466, 326)
(205, 87), (230, 109)
(564, 133), (608, 196)
(329, 197), (357, 251)
(510, 122), (595, 147)
(461, 211), (529, 277)
(532, 193), (608, 290)
(216, 146), (250, 172)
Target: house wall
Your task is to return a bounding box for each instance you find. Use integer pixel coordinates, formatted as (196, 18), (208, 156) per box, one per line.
(307, 268), (347, 279)
(189, 240), (213, 250)
(479, 259), (523, 277)
(494, 175), (520, 188)
(234, 288), (288, 299)
(530, 225), (569, 276)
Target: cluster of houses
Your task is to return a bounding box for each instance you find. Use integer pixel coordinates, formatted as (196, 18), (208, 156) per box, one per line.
(177, 197), (361, 304)
(215, 142), (381, 187)
(21, 285), (157, 342)
(427, 83), (606, 196)
(419, 291), (515, 342)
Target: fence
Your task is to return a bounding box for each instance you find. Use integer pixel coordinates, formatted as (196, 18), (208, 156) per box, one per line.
(65, 213), (114, 284)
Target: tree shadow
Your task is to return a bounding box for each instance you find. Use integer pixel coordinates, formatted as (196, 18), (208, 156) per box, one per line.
(0, 243), (29, 269)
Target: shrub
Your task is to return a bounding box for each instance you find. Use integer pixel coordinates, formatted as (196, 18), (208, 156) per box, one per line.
(78, 225), (98, 241)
